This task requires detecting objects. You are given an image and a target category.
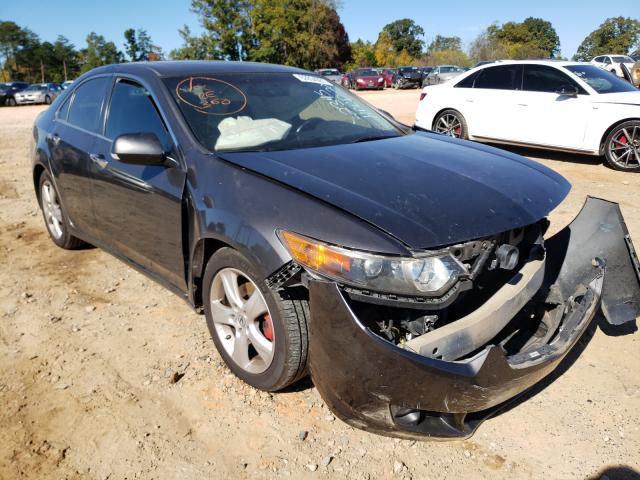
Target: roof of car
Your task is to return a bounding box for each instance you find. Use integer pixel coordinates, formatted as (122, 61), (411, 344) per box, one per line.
(87, 60), (308, 77)
(473, 59), (587, 68)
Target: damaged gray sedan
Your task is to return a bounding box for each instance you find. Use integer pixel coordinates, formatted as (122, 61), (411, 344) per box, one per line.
(32, 62), (639, 440)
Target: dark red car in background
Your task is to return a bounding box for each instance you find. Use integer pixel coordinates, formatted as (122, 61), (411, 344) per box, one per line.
(342, 68), (384, 90)
(381, 68), (397, 88)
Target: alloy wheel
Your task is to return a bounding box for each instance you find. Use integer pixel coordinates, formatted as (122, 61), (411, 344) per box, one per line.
(434, 113), (463, 138)
(41, 180), (64, 239)
(209, 268), (274, 374)
(608, 126), (640, 170)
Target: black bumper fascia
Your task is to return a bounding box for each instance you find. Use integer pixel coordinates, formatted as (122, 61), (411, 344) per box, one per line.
(307, 197), (639, 440)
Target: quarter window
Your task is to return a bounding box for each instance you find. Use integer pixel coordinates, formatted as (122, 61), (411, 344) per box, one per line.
(105, 79), (170, 148)
(473, 65), (523, 90)
(523, 65), (585, 94)
(67, 77), (110, 134)
(57, 96), (71, 121)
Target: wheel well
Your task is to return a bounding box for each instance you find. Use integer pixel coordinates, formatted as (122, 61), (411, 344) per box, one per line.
(191, 237), (231, 308)
(599, 118), (640, 155)
(33, 164), (45, 202)
(431, 108), (462, 130)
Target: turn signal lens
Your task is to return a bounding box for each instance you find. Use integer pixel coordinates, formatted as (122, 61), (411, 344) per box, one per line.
(281, 231), (350, 275)
(419, 92), (427, 101)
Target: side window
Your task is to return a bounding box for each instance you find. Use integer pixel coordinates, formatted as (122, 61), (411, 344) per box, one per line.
(523, 65), (585, 94)
(105, 79), (171, 149)
(57, 95), (71, 121)
(454, 70), (480, 88)
(594, 56), (603, 63)
(603, 57), (611, 64)
(67, 77), (110, 134)
(473, 65), (522, 90)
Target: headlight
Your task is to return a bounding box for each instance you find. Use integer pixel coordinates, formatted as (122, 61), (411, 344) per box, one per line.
(356, 78), (364, 83)
(278, 230), (468, 296)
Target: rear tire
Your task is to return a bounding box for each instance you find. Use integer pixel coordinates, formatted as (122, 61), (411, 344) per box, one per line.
(38, 171), (86, 249)
(433, 109), (469, 139)
(203, 248), (309, 391)
(603, 120), (640, 172)
(44, 95), (51, 105)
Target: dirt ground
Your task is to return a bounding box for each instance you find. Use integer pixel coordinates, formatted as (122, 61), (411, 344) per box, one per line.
(0, 95), (639, 480)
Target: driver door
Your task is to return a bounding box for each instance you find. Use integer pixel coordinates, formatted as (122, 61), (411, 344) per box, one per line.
(90, 77), (187, 290)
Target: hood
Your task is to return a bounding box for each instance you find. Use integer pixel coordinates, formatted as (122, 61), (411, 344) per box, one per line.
(593, 91), (640, 106)
(220, 132), (570, 249)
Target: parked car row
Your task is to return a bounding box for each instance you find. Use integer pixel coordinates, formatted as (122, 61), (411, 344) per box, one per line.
(415, 60), (640, 172)
(0, 81), (73, 106)
(338, 65), (465, 91)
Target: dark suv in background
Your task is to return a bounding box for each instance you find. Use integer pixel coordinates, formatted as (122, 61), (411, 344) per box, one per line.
(0, 81), (29, 106)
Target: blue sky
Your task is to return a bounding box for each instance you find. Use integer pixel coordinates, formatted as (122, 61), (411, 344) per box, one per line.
(1, 0), (637, 58)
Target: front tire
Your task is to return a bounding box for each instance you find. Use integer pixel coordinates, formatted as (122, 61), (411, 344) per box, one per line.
(203, 248), (309, 391)
(38, 171), (86, 249)
(433, 109), (469, 139)
(604, 121), (640, 172)
(44, 95), (51, 105)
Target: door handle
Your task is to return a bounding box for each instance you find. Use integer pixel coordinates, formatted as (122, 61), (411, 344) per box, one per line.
(48, 133), (61, 146)
(90, 153), (108, 169)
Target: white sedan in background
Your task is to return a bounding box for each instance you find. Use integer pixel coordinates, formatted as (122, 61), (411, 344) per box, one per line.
(415, 60), (640, 172)
(591, 55), (636, 78)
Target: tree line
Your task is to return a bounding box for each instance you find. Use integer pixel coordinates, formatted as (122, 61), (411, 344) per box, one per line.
(1, 1), (639, 83)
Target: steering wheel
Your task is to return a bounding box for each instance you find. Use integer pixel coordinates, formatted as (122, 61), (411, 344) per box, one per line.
(295, 117), (324, 137)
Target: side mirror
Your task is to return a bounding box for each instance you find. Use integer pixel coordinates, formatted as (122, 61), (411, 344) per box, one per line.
(555, 85), (579, 97)
(112, 133), (166, 165)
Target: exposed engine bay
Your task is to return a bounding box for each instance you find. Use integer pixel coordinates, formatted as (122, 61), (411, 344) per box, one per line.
(347, 221), (549, 360)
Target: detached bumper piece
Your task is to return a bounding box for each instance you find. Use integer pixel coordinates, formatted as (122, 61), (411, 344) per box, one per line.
(308, 197), (639, 440)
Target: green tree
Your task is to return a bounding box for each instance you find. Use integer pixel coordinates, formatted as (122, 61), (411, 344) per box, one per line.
(190, 0), (254, 61)
(124, 28), (163, 61)
(381, 19), (424, 58)
(574, 17), (640, 61)
(170, 25), (217, 60)
(0, 21), (40, 80)
(346, 39), (376, 69)
(249, 0), (350, 69)
(428, 35), (462, 53)
(487, 17), (560, 59)
(469, 27), (508, 63)
(52, 35), (79, 81)
(80, 32), (122, 73)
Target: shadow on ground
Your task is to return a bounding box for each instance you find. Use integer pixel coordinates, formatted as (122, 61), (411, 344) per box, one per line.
(587, 465), (640, 480)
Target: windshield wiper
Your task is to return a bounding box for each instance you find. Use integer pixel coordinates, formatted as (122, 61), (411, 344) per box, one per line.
(349, 134), (399, 144)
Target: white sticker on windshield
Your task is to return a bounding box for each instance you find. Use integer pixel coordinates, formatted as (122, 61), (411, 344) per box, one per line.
(293, 74), (332, 86)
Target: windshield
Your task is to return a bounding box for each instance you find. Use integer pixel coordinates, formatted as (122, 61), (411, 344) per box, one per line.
(319, 69), (339, 76)
(164, 73), (402, 152)
(611, 56), (633, 63)
(440, 66), (462, 73)
(355, 69), (378, 77)
(25, 85), (47, 91)
(399, 67), (418, 73)
(564, 65), (638, 94)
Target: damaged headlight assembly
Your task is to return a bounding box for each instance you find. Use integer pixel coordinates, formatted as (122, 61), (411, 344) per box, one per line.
(278, 230), (468, 296)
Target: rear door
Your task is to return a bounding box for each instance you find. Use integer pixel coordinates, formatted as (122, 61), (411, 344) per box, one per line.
(460, 64), (523, 140)
(513, 64), (592, 150)
(49, 76), (110, 238)
(90, 77), (187, 289)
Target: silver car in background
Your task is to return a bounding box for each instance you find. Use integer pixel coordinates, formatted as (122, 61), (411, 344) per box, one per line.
(14, 83), (61, 105)
(314, 68), (342, 84)
(423, 65), (466, 86)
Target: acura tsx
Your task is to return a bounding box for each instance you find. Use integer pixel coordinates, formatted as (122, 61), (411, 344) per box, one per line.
(32, 61), (640, 439)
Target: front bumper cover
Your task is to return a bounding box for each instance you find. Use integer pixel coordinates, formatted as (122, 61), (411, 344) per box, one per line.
(308, 197), (639, 439)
